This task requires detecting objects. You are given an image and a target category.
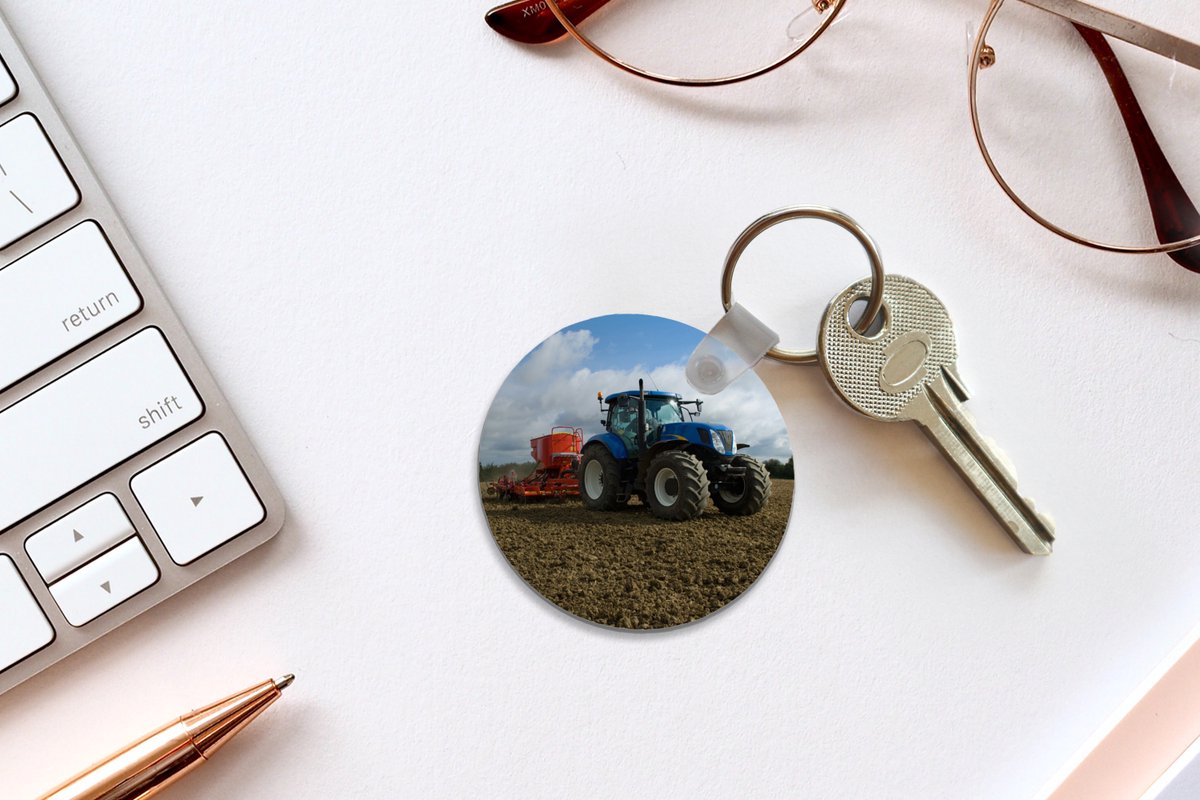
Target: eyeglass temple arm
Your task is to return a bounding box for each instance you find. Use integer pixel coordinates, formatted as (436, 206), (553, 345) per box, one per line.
(1018, 0), (1200, 71)
(484, 0), (611, 45)
(1072, 24), (1200, 272)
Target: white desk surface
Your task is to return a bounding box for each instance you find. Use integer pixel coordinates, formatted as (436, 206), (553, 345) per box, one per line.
(2, 1), (1198, 798)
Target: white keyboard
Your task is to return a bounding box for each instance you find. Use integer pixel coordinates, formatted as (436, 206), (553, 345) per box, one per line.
(0, 13), (284, 695)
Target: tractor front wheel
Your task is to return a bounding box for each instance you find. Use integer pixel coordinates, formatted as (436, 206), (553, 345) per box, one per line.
(580, 447), (623, 511)
(713, 455), (771, 516)
(646, 451), (710, 521)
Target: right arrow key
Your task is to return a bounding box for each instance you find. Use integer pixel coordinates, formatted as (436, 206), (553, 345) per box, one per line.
(131, 433), (266, 566)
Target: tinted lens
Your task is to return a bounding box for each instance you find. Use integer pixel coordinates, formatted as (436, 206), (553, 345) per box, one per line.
(973, 1), (1200, 253)
(555, 0), (835, 83)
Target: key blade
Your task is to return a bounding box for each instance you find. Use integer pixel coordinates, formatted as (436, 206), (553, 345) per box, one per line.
(942, 363), (971, 403)
(904, 373), (1055, 556)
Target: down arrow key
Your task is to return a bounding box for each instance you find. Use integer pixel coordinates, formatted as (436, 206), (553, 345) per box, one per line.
(47, 538), (159, 626)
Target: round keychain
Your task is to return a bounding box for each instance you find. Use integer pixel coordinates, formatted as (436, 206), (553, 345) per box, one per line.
(478, 311), (795, 631)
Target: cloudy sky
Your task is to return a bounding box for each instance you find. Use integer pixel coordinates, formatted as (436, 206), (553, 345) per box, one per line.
(479, 314), (791, 465)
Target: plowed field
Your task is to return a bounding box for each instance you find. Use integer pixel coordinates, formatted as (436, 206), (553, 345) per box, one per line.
(482, 480), (792, 629)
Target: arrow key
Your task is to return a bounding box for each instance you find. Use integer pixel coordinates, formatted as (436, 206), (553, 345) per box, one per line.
(25, 493), (136, 583)
(132, 433), (266, 566)
(48, 537), (158, 626)
(0, 556), (54, 671)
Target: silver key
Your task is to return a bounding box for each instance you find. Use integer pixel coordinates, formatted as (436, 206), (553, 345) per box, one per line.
(818, 274), (1055, 555)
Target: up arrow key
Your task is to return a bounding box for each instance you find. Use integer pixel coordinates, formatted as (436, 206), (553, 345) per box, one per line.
(190, 496), (203, 507)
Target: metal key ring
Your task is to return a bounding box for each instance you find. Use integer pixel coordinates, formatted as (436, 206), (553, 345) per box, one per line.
(721, 206), (886, 366)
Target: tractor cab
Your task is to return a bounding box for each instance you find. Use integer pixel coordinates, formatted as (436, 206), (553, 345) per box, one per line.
(603, 390), (690, 454)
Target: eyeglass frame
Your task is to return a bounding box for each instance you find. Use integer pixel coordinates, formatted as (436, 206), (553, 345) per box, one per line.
(970, 0), (1200, 257)
(485, 0), (1200, 263)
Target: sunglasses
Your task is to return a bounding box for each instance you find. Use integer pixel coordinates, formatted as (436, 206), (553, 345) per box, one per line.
(485, 0), (1200, 272)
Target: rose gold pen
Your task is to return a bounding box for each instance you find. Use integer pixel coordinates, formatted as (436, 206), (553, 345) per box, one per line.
(35, 674), (294, 800)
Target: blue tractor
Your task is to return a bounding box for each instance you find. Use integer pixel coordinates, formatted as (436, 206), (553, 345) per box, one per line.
(578, 380), (771, 521)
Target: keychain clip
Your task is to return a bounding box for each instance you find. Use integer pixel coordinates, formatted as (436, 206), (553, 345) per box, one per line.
(686, 303), (780, 395)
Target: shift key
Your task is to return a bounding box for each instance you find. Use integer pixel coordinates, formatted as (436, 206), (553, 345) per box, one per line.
(0, 328), (203, 532)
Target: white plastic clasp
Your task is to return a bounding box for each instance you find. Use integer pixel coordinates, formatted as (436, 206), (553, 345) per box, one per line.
(686, 303), (780, 396)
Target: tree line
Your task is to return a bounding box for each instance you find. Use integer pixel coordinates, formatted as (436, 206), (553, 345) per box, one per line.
(763, 457), (794, 479)
(479, 461), (536, 482)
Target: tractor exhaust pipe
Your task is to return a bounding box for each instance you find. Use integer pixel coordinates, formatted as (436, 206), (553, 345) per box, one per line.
(637, 379), (647, 452)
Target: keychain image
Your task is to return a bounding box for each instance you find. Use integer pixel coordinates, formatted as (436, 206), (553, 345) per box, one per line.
(690, 207), (1056, 556)
(478, 314), (794, 630)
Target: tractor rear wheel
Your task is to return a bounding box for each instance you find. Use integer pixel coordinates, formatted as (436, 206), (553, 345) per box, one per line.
(580, 447), (623, 511)
(713, 455), (771, 516)
(645, 450), (710, 521)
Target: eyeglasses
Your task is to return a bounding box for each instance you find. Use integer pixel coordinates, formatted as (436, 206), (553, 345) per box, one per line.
(485, 0), (1200, 272)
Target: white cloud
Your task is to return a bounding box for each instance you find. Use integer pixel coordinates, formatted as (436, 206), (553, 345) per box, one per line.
(480, 328), (791, 465)
(512, 329), (597, 386)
